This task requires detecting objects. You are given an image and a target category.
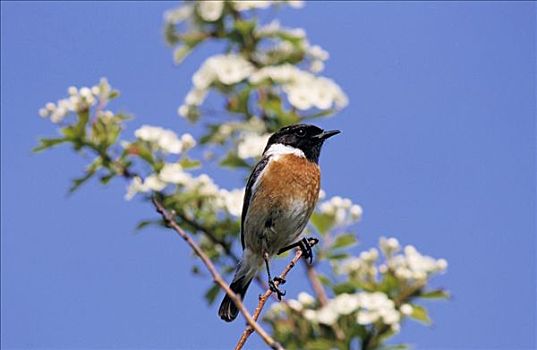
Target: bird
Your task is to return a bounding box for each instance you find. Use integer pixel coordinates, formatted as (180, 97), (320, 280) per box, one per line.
(218, 124), (340, 322)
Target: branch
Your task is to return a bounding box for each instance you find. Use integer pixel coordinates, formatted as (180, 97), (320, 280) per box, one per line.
(175, 210), (240, 264)
(234, 238), (319, 350)
(151, 196), (283, 350)
(303, 261), (329, 306)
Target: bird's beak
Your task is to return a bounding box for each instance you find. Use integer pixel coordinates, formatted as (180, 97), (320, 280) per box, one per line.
(316, 129), (341, 141)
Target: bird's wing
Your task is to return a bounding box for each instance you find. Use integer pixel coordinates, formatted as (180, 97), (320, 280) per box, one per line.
(241, 156), (271, 249)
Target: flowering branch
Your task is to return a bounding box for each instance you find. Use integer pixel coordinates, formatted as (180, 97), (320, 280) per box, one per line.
(234, 238), (319, 350)
(151, 196), (283, 350)
(35, 1), (449, 349)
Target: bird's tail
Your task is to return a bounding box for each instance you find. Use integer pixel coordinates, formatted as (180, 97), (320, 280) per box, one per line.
(218, 275), (253, 322)
(218, 250), (260, 322)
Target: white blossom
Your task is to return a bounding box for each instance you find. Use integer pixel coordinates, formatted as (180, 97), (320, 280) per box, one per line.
(400, 304), (413, 316)
(164, 3), (193, 24)
(134, 125), (185, 154)
(316, 306), (338, 325)
(218, 188), (244, 217)
(39, 78), (112, 123)
(181, 133), (197, 151)
(249, 64), (347, 111)
(379, 236), (400, 257)
(387, 244), (448, 283)
(356, 292), (400, 326)
(298, 292), (315, 306)
(231, 0), (303, 11)
(287, 299), (303, 312)
(194, 54), (254, 88)
(125, 175), (166, 200)
(231, 0), (272, 11)
(159, 163), (190, 184)
(185, 88), (208, 106)
(332, 293), (360, 315)
(302, 291), (400, 328)
(197, 1), (224, 22)
(318, 195), (362, 227)
(237, 132), (270, 159)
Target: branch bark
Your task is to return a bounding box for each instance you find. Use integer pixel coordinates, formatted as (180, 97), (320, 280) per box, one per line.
(234, 238), (319, 350)
(152, 196), (283, 350)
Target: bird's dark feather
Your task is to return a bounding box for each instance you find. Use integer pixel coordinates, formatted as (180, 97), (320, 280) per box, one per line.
(241, 156), (270, 249)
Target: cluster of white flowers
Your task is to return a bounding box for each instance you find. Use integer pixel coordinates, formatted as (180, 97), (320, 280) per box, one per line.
(179, 54), (254, 118)
(250, 64), (348, 111)
(218, 188), (244, 217)
(39, 78), (112, 123)
(197, 1), (224, 21)
(286, 291), (400, 329)
(383, 241), (448, 283)
(255, 19), (306, 39)
(306, 44), (330, 73)
(337, 237), (448, 286)
(165, 1), (303, 26)
(164, 3), (193, 25)
(338, 248), (379, 282)
(237, 132), (271, 159)
(232, 0), (303, 12)
(317, 195), (363, 227)
(125, 164), (244, 217)
(134, 125), (195, 154)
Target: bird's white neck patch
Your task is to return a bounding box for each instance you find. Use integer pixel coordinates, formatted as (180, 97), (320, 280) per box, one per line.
(264, 143), (305, 159)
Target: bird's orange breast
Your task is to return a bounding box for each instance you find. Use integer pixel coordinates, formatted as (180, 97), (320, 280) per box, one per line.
(253, 154), (320, 211)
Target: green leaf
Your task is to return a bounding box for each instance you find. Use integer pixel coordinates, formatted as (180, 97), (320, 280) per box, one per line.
(69, 171), (96, 193)
(379, 272), (399, 294)
(310, 213), (335, 235)
(68, 158), (102, 193)
(305, 339), (335, 350)
(326, 252), (349, 260)
(220, 152), (250, 169)
(204, 284), (221, 305)
(332, 233), (358, 249)
(378, 344), (409, 350)
(99, 173), (115, 185)
(420, 289), (450, 299)
(134, 220), (159, 231)
(409, 304), (432, 325)
(179, 157), (201, 169)
(33, 137), (67, 153)
(332, 281), (358, 295)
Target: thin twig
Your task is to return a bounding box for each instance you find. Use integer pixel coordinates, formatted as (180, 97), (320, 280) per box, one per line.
(303, 261), (329, 306)
(234, 238), (319, 350)
(175, 211), (240, 264)
(152, 196), (283, 350)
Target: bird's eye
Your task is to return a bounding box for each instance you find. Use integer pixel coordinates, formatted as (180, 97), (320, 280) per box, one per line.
(296, 128), (306, 137)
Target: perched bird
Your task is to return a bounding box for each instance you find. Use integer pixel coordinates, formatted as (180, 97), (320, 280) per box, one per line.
(218, 124), (340, 322)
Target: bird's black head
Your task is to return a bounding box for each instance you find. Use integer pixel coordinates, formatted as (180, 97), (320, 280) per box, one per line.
(263, 124), (340, 163)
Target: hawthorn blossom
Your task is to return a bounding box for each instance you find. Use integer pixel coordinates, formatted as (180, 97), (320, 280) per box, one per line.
(39, 78), (113, 123)
(318, 195), (363, 227)
(197, 1), (224, 22)
(134, 125), (184, 154)
(249, 64), (348, 111)
(237, 132), (271, 159)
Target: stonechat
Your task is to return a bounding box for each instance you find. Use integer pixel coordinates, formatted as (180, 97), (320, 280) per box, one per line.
(218, 124), (340, 322)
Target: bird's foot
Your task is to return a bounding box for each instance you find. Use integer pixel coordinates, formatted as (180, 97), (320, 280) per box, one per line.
(299, 237), (319, 265)
(269, 278), (286, 300)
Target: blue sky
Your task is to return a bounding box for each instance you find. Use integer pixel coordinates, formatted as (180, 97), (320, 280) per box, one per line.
(1, 1), (535, 349)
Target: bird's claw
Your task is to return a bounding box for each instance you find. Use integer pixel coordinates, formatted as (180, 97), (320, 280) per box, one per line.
(300, 237), (319, 264)
(269, 278), (286, 300)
